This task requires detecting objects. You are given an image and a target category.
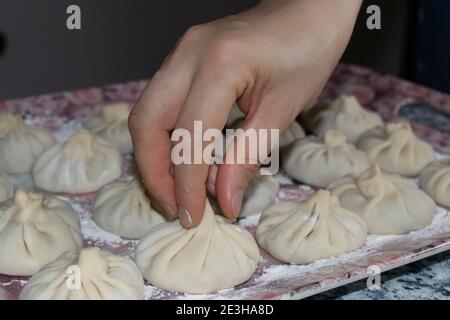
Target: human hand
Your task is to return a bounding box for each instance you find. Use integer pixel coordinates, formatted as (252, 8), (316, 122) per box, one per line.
(129, 0), (362, 227)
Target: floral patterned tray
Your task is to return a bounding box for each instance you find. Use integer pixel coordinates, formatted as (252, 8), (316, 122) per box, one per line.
(1, 64), (450, 300)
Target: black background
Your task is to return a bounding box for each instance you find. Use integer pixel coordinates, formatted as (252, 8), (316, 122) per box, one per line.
(0, 0), (413, 100)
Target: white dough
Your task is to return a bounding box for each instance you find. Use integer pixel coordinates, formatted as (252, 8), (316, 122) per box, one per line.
(357, 122), (435, 177)
(282, 130), (371, 187)
(279, 121), (306, 148)
(33, 129), (122, 193)
(0, 190), (83, 276)
(0, 172), (13, 203)
(329, 166), (435, 234)
(93, 179), (166, 239)
(84, 102), (133, 153)
(305, 95), (383, 143)
(0, 112), (55, 174)
(19, 247), (144, 300)
(135, 200), (260, 294)
(240, 174), (280, 217)
(256, 190), (367, 264)
(419, 159), (450, 207)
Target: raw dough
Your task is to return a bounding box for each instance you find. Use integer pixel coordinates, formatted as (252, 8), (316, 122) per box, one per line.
(0, 190), (83, 276)
(278, 121), (306, 148)
(256, 190), (367, 264)
(357, 122), (435, 177)
(0, 112), (55, 174)
(33, 129), (122, 193)
(93, 178), (166, 239)
(304, 95), (383, 143)
(282, 130), (370, 187)
(84, 102), (133, 153)
(0, 171), (13, 203)
(240, 174), (279, 217)
(419, 159), (450, 207)
(19, 247), (144, 300)
(329, 166), (435, 234)
(135, 200), (260, 294)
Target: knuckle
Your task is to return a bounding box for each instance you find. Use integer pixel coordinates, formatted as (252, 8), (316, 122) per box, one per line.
(181, 24), (207, 43)
(128, 105), (153, 139)
(206, 35), (243, 66)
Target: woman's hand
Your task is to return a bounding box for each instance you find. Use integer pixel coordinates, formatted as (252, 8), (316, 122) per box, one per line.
(129, 0), (362, 228)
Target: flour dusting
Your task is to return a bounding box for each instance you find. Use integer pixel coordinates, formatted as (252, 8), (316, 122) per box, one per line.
(2, 112), (450, 300)
(53, 120), (82, 141)
(238, 214), (261, 228)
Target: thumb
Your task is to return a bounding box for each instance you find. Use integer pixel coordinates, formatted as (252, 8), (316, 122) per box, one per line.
(215, 112), (282, 220)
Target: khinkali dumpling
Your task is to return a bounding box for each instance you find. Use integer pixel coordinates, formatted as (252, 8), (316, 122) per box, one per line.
(419, 159), (450, 207)
(33, 129), (122, 193)
(279, 121), (306, 148)
(357, 122), (435, 177)
(0, 112), (55, 174)
(135, 200), (260, 294)
(329, 166), (435, 234)
(256, 190), (367, 264)
(304, 95), (383, 143)
(0, 172), (13, 203)
(240, 174), (279, 217)
(0, 190), (83, 276)
(93, 178), (166, 239)
(282, 131), (371, 187)
(83, 102), (133, 153)
(19, 248), (144, 300)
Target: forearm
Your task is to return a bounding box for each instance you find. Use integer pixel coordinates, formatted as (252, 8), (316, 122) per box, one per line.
(254, 0), (362, 30)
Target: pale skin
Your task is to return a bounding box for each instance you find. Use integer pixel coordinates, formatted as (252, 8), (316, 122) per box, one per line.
(129, 0), (362, 228)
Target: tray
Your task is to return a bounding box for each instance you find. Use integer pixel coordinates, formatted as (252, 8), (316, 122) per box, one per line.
(1, 64), (450, 300)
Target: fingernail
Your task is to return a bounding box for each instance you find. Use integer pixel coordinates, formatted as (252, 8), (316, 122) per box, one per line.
(232, 191), (244, 218)
(179, 207), (192, 227)
(162, 203), (176, 217)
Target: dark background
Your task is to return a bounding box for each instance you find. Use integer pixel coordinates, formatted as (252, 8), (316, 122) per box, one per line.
(0, 0), (447, 100)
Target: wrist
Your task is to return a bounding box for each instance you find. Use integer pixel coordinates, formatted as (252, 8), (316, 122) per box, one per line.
(244, 0), (362, 43)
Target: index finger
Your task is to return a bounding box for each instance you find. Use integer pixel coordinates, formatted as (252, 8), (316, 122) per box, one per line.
(173, 67), (237, 227)
(129, 70), (191, 217)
